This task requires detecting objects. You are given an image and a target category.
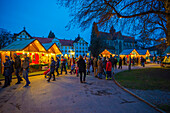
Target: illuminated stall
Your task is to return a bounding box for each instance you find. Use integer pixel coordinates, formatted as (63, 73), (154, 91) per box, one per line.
(163, 46), (170, 66)
(42, 42), (62, 62)
(100, 49), (115, 58)
(119, 49), (139, 64)
(137, 49), (150, 63)
(0, 39), (62, 73)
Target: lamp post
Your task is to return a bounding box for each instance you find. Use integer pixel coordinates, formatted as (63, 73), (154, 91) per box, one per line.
(128, 55), (131, 71)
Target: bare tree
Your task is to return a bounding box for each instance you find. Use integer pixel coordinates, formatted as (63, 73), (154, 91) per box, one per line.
(56, 0), (170, 45)
(0, 28), (13, 49)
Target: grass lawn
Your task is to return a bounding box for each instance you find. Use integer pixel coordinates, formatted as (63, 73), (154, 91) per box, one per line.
(115, 67), (170, 91)
(115, 67), (170, 112)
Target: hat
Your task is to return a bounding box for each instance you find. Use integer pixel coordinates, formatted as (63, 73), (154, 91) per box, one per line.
(24, 53), (27, 56)
(13, 53), (17, 56)
(5, 56), (9, 59)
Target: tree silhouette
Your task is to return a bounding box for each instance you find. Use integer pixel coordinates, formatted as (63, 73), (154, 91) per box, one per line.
(56, 0), (169, 46)
(48, 30), (55, 38)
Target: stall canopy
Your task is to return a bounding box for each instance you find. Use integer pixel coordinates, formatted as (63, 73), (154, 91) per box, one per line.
(164, 46), (170, 55)
(120, 49), (139, 55)
(137, 49), (150, 56)
(100, 49), (115, 57)
(1, 39), (46, 52)
(43, 43), (62, 55)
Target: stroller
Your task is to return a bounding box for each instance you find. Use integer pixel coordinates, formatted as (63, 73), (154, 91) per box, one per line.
(69, 64), (75, 75)
(43, 68), (50, 78)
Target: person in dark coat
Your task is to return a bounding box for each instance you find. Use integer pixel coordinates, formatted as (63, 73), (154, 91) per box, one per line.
(55, 56), (60, 76)
(114, 58), (118, 69)
(22, 54), (30, 87)
(2, 56), (11, 88)
(93, 57), (98, 77)
(9, 57), (14, 83)
(97, 57), (103, 79)
(13, 53), (22, 84)
(77, 55), (86, 83)
(48, 57), (56, 82)
(110, 55), (115, 69)
(60, 56), (67, 75)
(141, 57), (145, 67)
(118, 57), (122, 69)
(123, 57), (126, 65)
(90, 56), (94, 72)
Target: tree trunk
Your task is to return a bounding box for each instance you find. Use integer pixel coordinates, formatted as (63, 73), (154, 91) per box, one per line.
(166, 0), (170, 46)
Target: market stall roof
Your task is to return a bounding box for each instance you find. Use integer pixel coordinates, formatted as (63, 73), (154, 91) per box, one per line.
(42, 42), (62, 54)
(137, 49), (150, 55)
(100, 49), (115, 56)
(0, 39), (46, 52)
(120, 49), (139, 55)
(164, 46), (170, 54)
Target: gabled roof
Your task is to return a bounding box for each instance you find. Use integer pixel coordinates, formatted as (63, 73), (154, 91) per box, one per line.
(164, 46), (170, 54)
(18, 29), (32, 38)
(42, 42), (62, 54)
(0, 39), (46, 52)
(137, 49), (150, 55)
(33, 37), (53, 43)
(42, 42), (54, 50)
(120, 49), (138, 55)
(101, 49), (115, 55)
(1, 39), (35, 51)
(59, 39), (74, 46)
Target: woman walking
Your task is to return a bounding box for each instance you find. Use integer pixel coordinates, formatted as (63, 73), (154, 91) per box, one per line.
(86, 57), (90, 75)
(77, 55), (86, 83)
(106, 58), (112, 80)
(97, 57), (103, 79)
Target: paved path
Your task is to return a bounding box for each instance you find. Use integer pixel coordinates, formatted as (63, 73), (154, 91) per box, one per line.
(0, 64), (160, 113)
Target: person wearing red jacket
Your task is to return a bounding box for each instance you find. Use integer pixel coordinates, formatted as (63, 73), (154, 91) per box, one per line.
(106, 58), (112, 80)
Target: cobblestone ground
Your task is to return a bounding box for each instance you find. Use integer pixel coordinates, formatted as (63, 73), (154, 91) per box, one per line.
(0, 64), (160, 113)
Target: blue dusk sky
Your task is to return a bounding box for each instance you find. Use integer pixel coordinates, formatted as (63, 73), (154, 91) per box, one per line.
(0, 0), (91, 43)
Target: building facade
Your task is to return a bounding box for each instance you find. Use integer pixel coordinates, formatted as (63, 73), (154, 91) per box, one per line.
(91, 22), (137, 55)
(13, 28), (88, 57)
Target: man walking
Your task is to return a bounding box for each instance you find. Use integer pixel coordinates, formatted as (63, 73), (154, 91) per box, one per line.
(48, 57), (56, 82)
(55, 56), (60, 76)
(60, 56), (67, 75)
(93, 57), (98, 77)
(9, 57), (14, 83)
(13, 53), (22, 84)
(77, 55), (86, 83)
(2, 56), (11, 88)
(118, 57), (122, 69)
(22, 53), (30, 87)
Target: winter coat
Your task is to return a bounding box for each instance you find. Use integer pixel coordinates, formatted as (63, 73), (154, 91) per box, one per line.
(86, 59), (90, 69)
(67, 59), (71, 66)
(10, 60), (14, 73)
(14, 56), (21, 69)
(114, 59), (118, 64)
(110, 57), (115, 65)
(77, 59), (86, 72)
(22, 57), (29, 70)
(93, 58), (97, 67)
(50, 60), (56, 73)
(71, 59), (75, 65)
(61, 58), (66, 64)
(3, 60), (11, 76)
(106, 61), (112, 71)
(97, 60), (103, 73)
(119, 58), (122, 65)
(55, 59), (60, 68)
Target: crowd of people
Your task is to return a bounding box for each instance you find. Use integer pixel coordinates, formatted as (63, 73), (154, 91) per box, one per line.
(2, 53), (30, 88)
(1, 53), (148, 88)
